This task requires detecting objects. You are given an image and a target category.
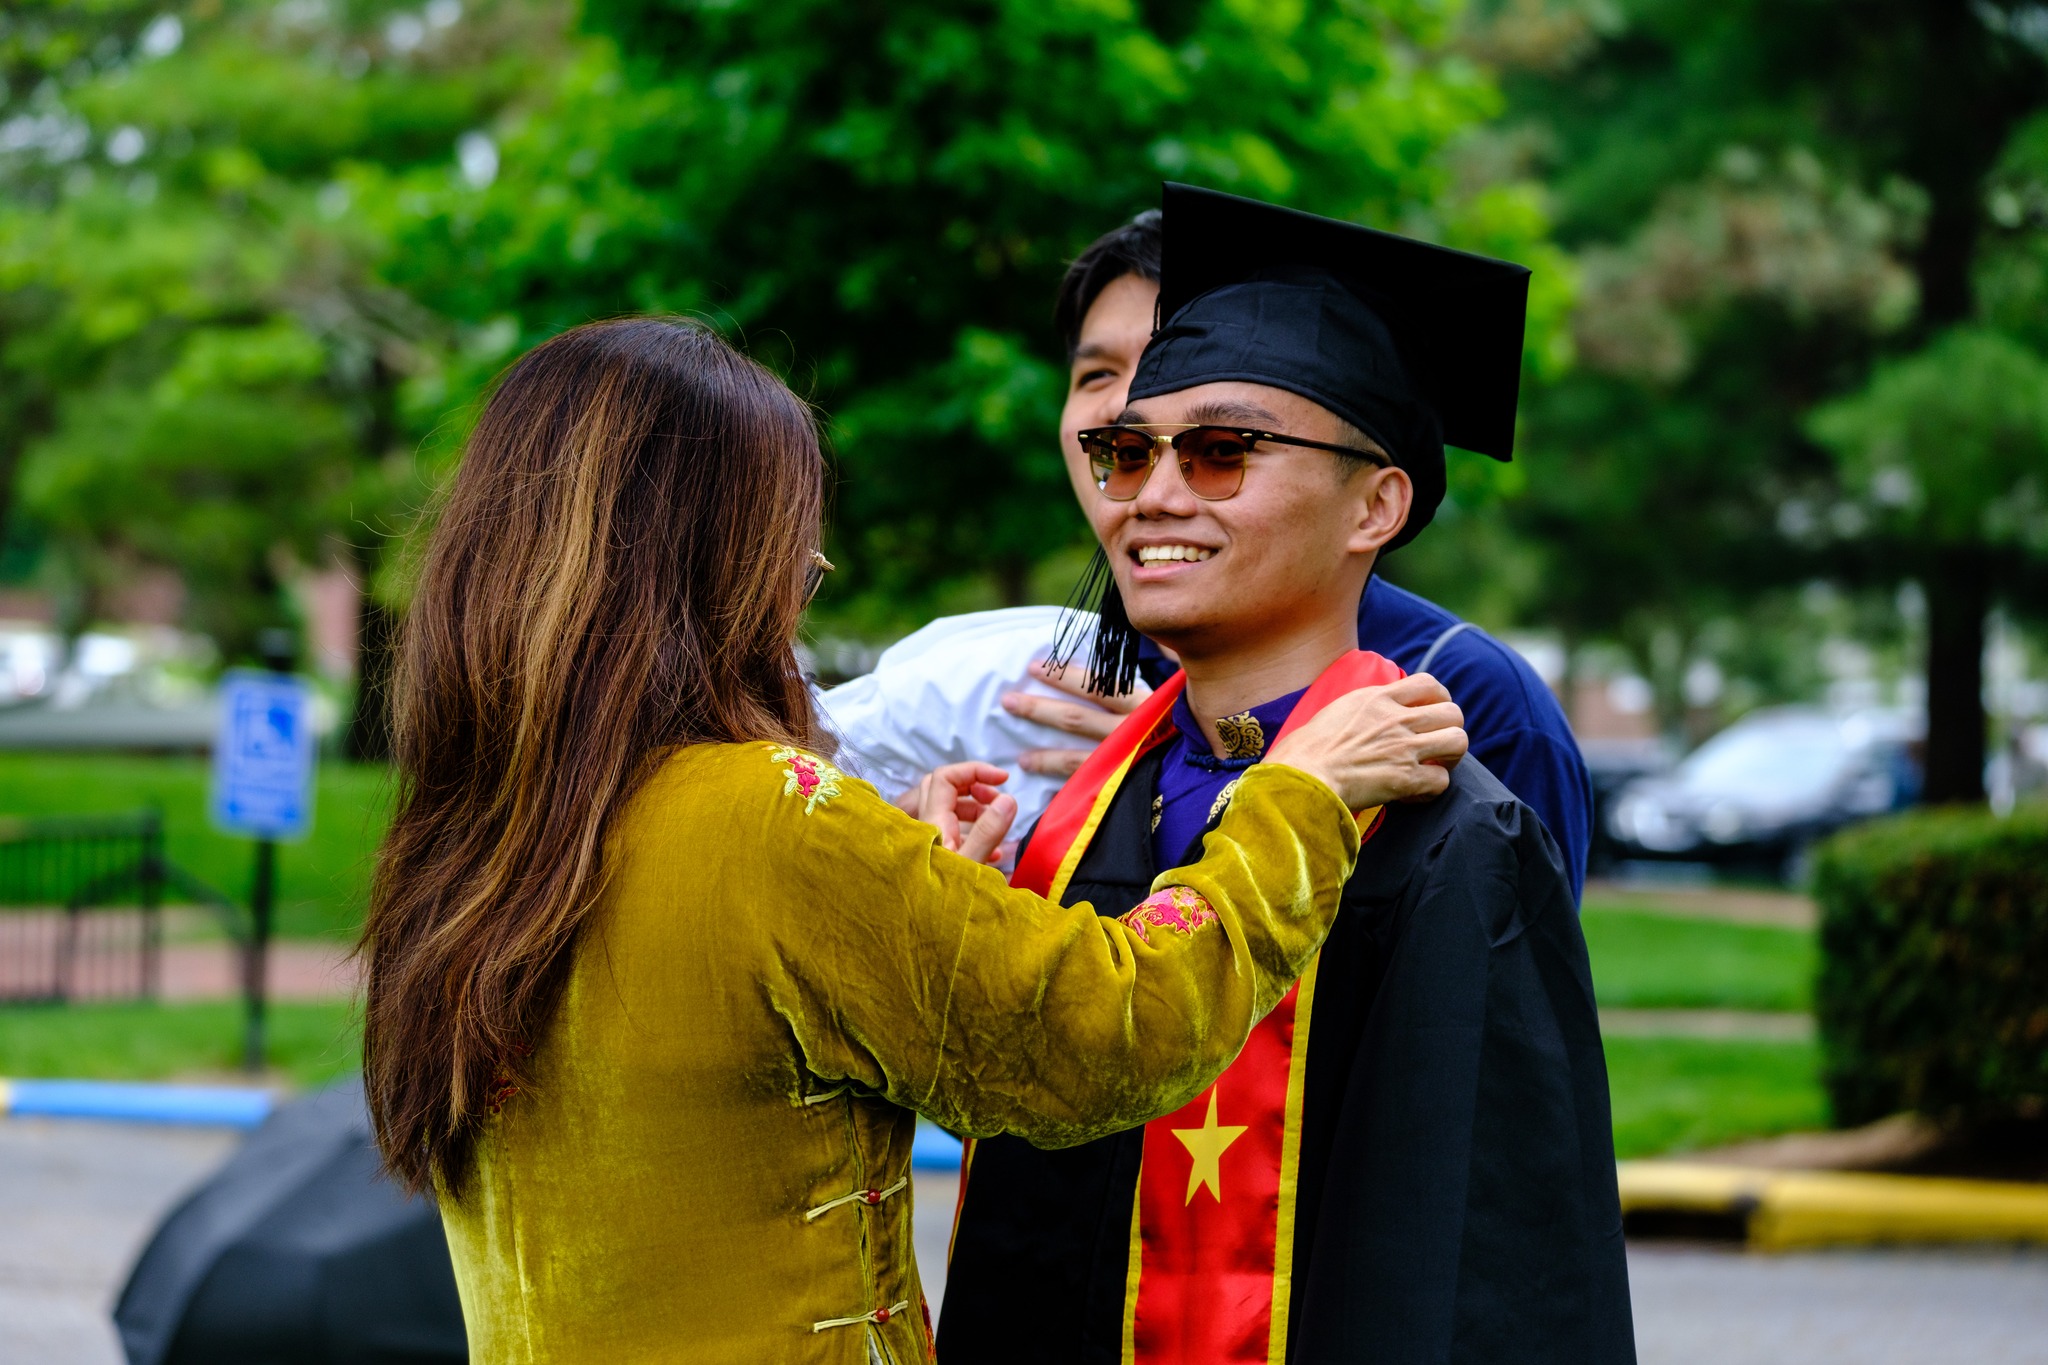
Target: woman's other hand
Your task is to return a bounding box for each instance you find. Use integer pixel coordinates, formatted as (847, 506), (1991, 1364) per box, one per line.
(910, 762), (1019, 865)
(1002, 659), (1154, 779)
(1266, 674), (1468, 811)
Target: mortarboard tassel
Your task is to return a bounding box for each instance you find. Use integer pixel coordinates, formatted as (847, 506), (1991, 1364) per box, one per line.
(1048, 546), (1144, 697)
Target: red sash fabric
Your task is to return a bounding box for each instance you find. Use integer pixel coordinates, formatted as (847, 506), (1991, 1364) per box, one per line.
(1009, 673), (1187, 898)
(985, 650), (1403, 1364)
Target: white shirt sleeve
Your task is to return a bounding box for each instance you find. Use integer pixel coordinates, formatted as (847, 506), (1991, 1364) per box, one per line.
(813, 606), (1107, 836)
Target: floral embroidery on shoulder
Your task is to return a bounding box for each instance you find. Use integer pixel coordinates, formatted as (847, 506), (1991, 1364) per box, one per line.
(767, 745), (844, 814)
(485, 1071), (520, 1115)
(1118, 885), (1221, 946)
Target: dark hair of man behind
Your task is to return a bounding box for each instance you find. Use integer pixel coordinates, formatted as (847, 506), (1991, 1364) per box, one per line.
(1053, 209), (1161, 355)
(361, 317), (831, 1197)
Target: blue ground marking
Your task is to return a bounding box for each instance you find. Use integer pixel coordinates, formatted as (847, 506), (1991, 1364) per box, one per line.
(0, 1078), (274, 1128)
(912, 1121), (963, 1172)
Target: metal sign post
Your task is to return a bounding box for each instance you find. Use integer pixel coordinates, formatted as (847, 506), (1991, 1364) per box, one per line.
(209, 661), (317, 1074)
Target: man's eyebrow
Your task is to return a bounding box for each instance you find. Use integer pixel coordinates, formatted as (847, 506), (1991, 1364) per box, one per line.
(1113, 399), (1285, 426)
(1186, 399), (1282, 427)
(1072, 341), (1120, 362)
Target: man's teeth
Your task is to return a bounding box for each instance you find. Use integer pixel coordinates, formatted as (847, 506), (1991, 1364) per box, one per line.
(1135, 545), (1215, 563)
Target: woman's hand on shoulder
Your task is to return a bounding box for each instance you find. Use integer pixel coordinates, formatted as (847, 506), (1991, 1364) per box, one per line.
(901, 762), (1018, 865)
(1266, 674), (1468, 811)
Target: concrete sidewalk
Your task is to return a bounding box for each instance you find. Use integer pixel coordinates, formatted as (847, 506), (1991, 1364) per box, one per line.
(9, 1119), (2047, 1364)
(0, 1118), (236, 1365)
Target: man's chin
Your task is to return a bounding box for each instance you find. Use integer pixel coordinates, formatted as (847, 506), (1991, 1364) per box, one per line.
(1122, 610), (1211, 656)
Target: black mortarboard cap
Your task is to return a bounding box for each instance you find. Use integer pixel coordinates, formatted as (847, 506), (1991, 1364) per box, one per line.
(1128, 183), (1531, 549)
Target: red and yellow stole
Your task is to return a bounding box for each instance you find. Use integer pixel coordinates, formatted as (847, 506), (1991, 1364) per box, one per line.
(966, 650), (1402, 1365)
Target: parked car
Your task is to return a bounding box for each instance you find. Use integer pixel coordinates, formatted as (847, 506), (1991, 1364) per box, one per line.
(1605, 706), (1922, 881)
(1581, 737), (1677, 877)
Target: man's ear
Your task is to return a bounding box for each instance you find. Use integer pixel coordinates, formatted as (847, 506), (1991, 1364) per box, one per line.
(1345, 465), (1412, 555)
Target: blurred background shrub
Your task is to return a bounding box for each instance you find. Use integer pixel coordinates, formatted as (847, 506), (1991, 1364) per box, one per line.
(1815, 804), (2048, 1127)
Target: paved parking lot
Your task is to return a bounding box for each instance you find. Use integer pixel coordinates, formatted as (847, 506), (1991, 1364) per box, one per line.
(0, 1118), (236, 1365)
(8, 1118), (2047, 1364)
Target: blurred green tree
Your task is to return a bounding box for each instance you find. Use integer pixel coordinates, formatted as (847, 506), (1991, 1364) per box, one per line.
(1480, 0), (2047, 796)
(366, 0), (1568, 631)
(1808, 328), (2048, 801)
(0, 0), (560, 753)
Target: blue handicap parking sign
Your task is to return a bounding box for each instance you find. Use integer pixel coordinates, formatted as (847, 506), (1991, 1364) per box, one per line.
(210, 671), (318, 840)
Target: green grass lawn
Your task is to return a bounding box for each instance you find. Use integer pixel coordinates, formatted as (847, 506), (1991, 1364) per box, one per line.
(1581, 907), (1816, 1011)
(0, 753), (392, 939)
(1605, 1035), (1827, 1158)
(1581, 900), (1830, 1155)
(0, 1002), (1833, 1160)
(0, 764), (1838, 1161)
(0, 1000), (361, 1088)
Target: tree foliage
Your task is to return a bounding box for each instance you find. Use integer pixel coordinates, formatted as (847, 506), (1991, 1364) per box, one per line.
(1479, 0), (2048, 790)
(4, 0), (1558, 651)
(368, 0), (1563, 626)
(0, 0), (558, 659)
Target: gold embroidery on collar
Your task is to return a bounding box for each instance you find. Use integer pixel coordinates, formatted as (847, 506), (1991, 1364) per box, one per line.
(1151, 794), (1163, 832)
(1215, 712), (1266, 760)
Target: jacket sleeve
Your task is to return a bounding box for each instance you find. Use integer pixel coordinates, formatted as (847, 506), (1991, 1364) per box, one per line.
(748, 748), (1360, 1148)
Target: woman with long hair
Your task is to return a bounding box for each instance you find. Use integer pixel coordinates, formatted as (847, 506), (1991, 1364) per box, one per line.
(361, 318), (1461, 1364)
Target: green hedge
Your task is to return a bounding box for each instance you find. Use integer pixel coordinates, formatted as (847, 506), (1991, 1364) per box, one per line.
(1812, 803), (2048, 1127)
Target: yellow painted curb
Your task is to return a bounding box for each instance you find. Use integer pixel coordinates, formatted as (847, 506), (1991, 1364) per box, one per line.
(1619, 1161), (2048, 1250)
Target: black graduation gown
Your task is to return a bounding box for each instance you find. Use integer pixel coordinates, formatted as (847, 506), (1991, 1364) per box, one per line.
(938, 754), (1635, 1364)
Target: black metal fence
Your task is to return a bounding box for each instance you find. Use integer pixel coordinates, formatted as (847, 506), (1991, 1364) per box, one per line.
(0, 812), (233, 1004)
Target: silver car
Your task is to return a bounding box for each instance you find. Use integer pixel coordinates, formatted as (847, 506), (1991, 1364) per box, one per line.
(1606, 706), (1921, 881)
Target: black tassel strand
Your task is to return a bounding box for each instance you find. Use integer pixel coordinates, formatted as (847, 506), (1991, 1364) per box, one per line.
(1047, 546), (1144, 697)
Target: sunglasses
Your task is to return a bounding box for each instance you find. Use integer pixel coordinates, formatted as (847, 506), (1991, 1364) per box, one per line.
(803, 549), (835, 605)
(1077, 424), (1390, 502)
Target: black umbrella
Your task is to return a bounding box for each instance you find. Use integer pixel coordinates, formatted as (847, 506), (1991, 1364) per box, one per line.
(114, 1080), (467, 1365)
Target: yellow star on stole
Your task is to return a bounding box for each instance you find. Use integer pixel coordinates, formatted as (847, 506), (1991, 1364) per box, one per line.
(1171, 1086), (1248, 1205)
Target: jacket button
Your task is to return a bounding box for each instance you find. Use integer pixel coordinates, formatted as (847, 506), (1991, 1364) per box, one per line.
(874, 1306), (891, 1323)
(861, 1189), (881, 1205)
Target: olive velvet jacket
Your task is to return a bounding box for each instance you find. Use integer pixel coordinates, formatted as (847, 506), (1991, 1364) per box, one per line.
(437, 741), (1361, 1364)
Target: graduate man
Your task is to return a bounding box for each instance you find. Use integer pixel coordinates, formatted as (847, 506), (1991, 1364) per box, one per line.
(938, 185), (1634, 1364)
(1003, 207), (1595, 902)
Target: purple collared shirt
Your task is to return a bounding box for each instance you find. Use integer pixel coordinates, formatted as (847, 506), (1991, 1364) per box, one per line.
(1151, 685), (1308, 871)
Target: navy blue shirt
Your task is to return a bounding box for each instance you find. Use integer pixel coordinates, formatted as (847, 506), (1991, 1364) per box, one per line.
(1138, 579), (1591, 902)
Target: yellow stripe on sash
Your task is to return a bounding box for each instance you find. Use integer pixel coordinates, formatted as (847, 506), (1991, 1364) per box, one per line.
(1266, 952), (1320, 1362)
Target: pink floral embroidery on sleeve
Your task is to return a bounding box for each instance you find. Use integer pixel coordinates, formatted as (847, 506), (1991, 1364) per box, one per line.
(1118, 885), (1221, 946)
(768, 745), (845, 814)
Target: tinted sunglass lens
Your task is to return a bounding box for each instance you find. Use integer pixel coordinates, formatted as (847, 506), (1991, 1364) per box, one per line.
(1177, 429), (1252, 499)
(1089, 433), (1156, 499)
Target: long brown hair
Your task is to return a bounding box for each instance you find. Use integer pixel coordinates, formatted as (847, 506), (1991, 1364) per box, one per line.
(362, 318), (831, 1195)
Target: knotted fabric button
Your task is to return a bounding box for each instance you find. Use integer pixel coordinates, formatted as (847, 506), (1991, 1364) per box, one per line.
(860, 1189), (882, 1205)
(874, 1306), (891, 1323)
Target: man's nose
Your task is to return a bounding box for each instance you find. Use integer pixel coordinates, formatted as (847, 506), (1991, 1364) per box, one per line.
(1132, 444), (1198, 517)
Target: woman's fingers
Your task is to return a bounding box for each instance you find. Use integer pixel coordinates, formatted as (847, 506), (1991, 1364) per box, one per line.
(956, 794), (1018, 865)
(1414, 723), (1470, 767)
(1265, 681), (1468, 812)
(1396, 700), (1468, 736)
(915, 772), (963, 848)
(912, 762), (1016, 855)
(1387, 672), (1454, 707)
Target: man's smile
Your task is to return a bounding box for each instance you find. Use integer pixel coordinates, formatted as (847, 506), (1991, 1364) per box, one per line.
(1127, 540), (1219, 581)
